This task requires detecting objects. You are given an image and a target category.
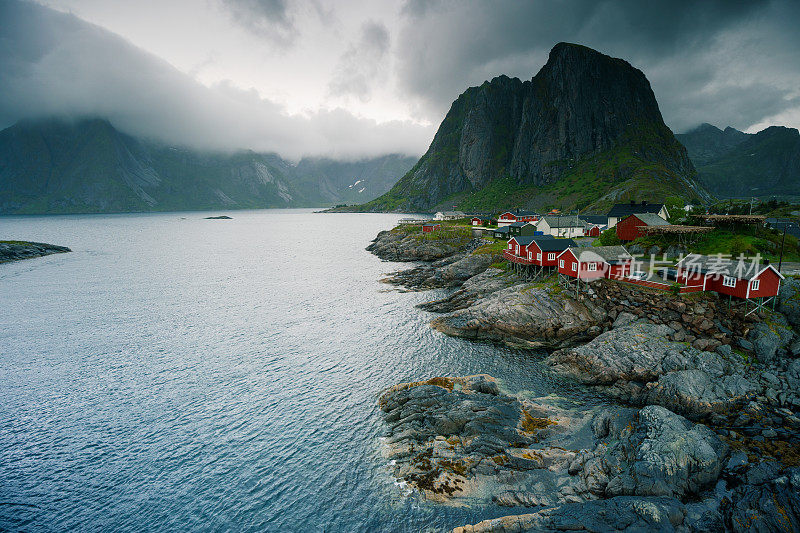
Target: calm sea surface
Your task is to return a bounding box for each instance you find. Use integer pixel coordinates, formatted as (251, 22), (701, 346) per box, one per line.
(0, 209), (594, 532)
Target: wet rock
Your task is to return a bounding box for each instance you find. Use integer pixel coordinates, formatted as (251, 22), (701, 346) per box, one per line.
(383, 252), (495, 291)
(378, 374), (588, 505)
(722, 465), (800, 532)
(452, 496), (691, 533)
(430, 280), (603, 349)
(0, 240), (71, 263)
(418, 269), (513, 312)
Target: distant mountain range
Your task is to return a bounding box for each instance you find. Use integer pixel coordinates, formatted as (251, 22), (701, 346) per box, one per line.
(353, 43), (710, 214)
(675, 124), (800, 198)
(0, 118), (415, 214)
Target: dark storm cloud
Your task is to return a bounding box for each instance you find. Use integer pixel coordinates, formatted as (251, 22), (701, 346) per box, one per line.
(0, 0), (432, 159)
(220, 0), (297, 46)
(394, 0), (800, 132)
(328, 20), (390, 101)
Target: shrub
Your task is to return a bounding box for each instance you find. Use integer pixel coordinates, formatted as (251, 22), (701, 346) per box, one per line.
(594, 228), (622, 247)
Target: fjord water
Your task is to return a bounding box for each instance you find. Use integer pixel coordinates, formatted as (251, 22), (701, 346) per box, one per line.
(1, 210), (587, 532)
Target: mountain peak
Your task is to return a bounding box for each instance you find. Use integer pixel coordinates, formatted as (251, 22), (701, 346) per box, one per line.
(361, 43), (702, 212)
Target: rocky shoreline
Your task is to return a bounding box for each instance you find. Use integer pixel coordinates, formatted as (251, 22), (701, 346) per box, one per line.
(0, 240), (71, 263)
(368, 226), (800, 532)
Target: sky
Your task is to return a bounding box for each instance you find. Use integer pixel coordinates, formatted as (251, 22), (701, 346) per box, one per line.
(1, 0), (799, 160)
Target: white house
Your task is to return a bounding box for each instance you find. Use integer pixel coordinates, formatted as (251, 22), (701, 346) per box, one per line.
(434, 211), (466, 221)
(535, 215), (587, 238)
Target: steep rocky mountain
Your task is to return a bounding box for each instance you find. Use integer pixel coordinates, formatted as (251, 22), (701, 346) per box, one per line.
(0, 118), (415, 214)
(677, 124), (800, 198)
(359, 43), (708, 213)
(675, 123), (749, 166)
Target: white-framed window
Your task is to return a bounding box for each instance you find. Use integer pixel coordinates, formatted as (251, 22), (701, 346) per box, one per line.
(528, 251), (532, 260)
(572, 262), (577, 272)
(508, 243), (512, 249)
(536, 253), (542, 261)
(515, 245), (519, 254)
(751, 279), (760, 291)
(548, 253), (555, 260)
(559, 259), (564, 268)
(587, 263), (597, 272)
(722, 276), (737, 288)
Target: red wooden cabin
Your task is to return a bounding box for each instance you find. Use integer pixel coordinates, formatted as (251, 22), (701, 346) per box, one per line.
(558, 246), (632, 280)
(584, 225), (602, 237)
(616, 213), (669, 242)
(504, 236), (536, 264)
(675, 254), (783, 298)
(526, 237), (576, 267)
(498, 211), (539, 226)
(422, 223), (441, 233)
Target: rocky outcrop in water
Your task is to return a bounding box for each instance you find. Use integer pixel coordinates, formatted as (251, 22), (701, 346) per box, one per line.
(369, 226), (800, 530)
(0, 240), (71, 263)
(453, 496), (709, 533)
(381, 252), (495, 291)
(417, 268), (513, 312)
(380, 376), (800, 533)
(429, 279), (605, 349)
(376, 375), (792, 531)
(366, 228), (484, 263)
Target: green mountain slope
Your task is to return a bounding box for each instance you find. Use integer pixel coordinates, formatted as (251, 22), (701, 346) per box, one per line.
(356, 43), (708, 213)
(677, 125), (800, 198)
(0, 118), (416, 214)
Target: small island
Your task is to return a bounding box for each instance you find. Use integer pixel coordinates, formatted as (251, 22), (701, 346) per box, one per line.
(204, 215), (232, 219)
(0, 240), (72, 263)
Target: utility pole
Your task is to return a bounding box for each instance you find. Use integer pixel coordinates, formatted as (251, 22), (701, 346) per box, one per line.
(778, 224), (787, 273)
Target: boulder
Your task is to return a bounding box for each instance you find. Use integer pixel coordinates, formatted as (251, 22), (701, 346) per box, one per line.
(576, 406), (728, 499)
(748, 316), (795, 362)
(546, 323), (758, 417)
(778, 277), (800, 328)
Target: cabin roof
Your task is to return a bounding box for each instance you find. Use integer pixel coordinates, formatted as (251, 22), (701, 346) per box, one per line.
(538, 215), (586, 228)
(561, 245), (631, 264)
(629, 212), (670, 226)
(675, 254), (784, 280)
(578, 215), (609, 226)
(532, 238), (577, 252)
(607, 202), (665, 218)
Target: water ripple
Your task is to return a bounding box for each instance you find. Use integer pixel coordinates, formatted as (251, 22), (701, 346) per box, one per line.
(0, 210), (599, 532)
